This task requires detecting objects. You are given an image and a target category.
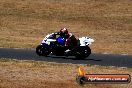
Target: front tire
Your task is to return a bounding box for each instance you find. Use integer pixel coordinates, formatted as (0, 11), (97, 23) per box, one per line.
(36, 45), (50, 56)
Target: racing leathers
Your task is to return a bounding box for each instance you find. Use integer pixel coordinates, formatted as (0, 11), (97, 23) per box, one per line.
(53, 32), (77, 48)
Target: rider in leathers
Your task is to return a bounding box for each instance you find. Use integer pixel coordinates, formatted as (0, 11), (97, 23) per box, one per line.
(53, 28), (77, 55)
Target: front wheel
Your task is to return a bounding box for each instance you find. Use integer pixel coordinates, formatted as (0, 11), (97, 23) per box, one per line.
(36, 45), (50, 56)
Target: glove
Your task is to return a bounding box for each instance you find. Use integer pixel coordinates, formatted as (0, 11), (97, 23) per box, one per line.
(54, 32), (60, 35)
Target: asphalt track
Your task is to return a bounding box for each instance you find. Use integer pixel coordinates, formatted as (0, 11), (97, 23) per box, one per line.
(0, 48), (132, 68)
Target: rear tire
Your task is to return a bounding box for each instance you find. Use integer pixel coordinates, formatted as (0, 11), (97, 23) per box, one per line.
(75, 46), (91, 59)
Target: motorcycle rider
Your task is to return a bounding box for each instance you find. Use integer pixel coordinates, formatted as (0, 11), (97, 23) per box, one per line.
(59, 28), (77, 48)
(52, 28), (77, 55)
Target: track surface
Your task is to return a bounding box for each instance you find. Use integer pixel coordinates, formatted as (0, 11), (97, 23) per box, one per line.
(0, 48), (132, 67)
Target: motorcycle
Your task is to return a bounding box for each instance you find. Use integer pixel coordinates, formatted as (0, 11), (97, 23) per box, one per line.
(36, 33), (94, 59)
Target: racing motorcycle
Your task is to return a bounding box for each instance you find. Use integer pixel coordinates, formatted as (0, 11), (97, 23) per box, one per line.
(36, 33), (94, 59)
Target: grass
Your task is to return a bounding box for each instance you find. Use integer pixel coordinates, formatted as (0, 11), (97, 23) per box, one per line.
(0, 58), (132, 88)
(0, 0), (131, 54)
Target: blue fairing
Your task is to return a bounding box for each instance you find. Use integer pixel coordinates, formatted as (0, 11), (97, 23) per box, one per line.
(56, 37), (65, 45)
(41, 36), (65, 46)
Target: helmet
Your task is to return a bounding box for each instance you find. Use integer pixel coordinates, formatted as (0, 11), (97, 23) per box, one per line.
(60, 28), (68, 34)
(60, 28), (68, 38)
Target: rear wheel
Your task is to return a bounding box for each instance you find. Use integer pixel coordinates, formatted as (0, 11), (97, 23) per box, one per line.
(36, 45), (50, 56)
(75, 46), (91, 59)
